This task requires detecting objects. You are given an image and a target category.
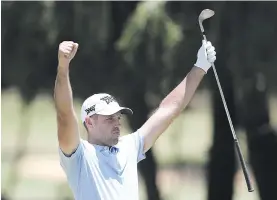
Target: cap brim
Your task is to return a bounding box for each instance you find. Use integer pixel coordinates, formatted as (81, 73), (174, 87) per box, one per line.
(120, 107), (133, 115)
(97, 106), (133, 116)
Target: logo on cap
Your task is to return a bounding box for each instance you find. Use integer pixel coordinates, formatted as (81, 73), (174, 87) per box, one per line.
(100, 95), (116, 104)
(85, 105), (96, 115)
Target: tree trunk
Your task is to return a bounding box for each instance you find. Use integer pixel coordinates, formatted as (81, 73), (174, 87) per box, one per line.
(126, 83), (161, 200)
(207, 66), (236, 200)
(234, 3), (277, 199)
(240, 74), (277, 200)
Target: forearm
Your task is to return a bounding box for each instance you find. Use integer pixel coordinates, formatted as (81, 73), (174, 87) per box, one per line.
(160, 66), (205, 113)
(140, 41), (216, 153)
(54, 66), (74, 116)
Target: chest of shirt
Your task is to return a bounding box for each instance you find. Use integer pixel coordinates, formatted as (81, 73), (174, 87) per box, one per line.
(83, 144), (138, 186)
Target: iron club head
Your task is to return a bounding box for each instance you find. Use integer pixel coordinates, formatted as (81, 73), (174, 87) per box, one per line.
(199, 9), (215, 22)
(198, 9), (215, 34)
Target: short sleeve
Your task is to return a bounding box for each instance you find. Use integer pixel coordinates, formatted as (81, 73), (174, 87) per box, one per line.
(58, 140), (85, 182)
(131, 130), (146, 163)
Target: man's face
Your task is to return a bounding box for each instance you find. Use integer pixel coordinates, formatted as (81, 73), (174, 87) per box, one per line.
(91, 112), (122, 146)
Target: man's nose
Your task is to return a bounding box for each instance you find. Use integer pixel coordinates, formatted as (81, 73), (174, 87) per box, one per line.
(112, 117), (120, 126)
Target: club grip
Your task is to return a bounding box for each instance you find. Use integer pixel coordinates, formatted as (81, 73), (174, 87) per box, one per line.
(234, 139), (254, 192)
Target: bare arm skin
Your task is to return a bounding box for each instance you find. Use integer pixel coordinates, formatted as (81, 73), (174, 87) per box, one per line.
(140, 66), (205, 153)
(54, 41), (80, 155)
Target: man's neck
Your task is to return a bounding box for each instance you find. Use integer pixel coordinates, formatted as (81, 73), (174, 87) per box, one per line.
(88, 135), (110, 147)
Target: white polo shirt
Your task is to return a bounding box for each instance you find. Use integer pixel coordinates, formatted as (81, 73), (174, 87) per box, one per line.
(59, 130), (146, 200)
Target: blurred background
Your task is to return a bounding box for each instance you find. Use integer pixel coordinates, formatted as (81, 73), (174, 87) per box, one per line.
(2, 1), (277, 200)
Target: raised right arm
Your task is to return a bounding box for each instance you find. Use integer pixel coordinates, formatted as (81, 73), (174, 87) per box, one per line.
(54, 41), (80, 155)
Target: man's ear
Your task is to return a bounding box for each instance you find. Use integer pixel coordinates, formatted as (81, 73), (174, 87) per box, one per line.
(85, 117), (93, 128)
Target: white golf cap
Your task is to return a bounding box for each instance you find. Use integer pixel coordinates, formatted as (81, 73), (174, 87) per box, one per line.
(81, 93), (133, 122)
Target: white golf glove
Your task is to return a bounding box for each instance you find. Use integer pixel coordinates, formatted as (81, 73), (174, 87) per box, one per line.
(194, 40), (216, 73)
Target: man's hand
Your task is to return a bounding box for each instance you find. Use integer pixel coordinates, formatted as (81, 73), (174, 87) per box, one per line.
(58, 41), (79, 68)
(194, 40), (216, 73)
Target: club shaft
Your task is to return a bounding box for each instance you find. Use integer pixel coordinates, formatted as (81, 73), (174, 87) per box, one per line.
(211, 55), (254, 192)
(211, 63), (237, 140)
(201, 31), (254, 192)
(202, 34), (237, 139)
(235, 140), (254, 192)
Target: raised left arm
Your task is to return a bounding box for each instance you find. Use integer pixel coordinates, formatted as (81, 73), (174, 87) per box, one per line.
(139, 40), (216, 153)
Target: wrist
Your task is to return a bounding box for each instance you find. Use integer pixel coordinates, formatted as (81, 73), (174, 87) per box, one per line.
(57, 64), (70, 75)
(58, 61), (69, 68)
(192, 65), (206, 76)
(194, 62), (210, 73)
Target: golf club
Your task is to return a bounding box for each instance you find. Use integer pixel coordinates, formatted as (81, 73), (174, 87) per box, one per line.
(198, 9), (254, 192)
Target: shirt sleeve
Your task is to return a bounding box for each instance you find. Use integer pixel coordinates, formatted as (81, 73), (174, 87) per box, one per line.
(131, 130), (146, 163)
(58, 140), (85, 182)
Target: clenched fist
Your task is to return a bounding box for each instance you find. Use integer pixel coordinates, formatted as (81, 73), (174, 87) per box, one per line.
(58, 41), (79, 67)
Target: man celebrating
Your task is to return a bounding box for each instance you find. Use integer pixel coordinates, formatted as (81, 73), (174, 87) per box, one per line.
(54, 40), (216, 200)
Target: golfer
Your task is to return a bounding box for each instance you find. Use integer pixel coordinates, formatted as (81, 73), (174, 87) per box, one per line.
(54, 40), (216, 200)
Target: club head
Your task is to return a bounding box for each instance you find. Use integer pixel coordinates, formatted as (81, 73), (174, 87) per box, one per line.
(198, 9), (215, 33)
(199, 9), (215, 22)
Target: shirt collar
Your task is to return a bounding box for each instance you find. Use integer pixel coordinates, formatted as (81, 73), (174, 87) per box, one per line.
(93, 144), (119, 155)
